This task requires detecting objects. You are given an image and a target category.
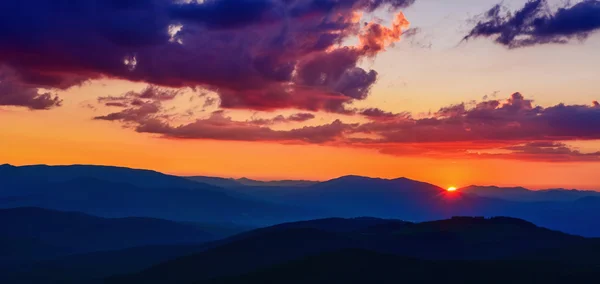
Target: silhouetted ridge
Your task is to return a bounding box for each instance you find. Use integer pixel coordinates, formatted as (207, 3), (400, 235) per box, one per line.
(0, 164), (217, 190)
(0, 165), (310, 224)
(0, 207), (224, 270)
(315, 175), (443, 193)
(110, 216), (587, 284)
(207, 249), (600, 284)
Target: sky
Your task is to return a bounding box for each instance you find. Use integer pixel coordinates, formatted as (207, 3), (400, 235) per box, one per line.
(1, 0), (600, 189)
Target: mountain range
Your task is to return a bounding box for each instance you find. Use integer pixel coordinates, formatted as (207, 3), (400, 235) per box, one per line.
(2, 164), (600, 236)
(1, 164), (600, 283)
(462, 185), (600, 202)
(0, 164), (311, 225)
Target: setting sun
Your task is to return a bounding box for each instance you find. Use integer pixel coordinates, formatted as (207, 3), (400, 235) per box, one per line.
(447, 186), (457, 192)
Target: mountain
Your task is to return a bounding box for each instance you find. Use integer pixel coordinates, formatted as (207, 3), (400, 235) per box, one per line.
(0, 207), (229, 266)
(217, 175), (600, 237)
(0, 164), (204, 190)
(110, 216), (587, 284)
(208, 249), (600, 284)
(235, 177), (317, 187)
(244, 175), (503, 221)
(462, 185), (600, 202)
(0, 165), (310, 225)
(186, 176), (317, 188)
(185, 176), (243, 188)
(4, 164), (600, 236)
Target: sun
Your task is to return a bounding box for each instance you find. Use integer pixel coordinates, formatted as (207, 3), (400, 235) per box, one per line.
(447, 186), (457, 192)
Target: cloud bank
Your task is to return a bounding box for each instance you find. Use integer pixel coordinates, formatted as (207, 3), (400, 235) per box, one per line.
(0, 0), (414, 110)
(96, 89), (600, 162)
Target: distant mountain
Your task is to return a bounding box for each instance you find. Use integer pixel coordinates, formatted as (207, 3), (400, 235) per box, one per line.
(185, 176), (244, 188)
(186, 176), (317, 188)
(247, 175), (499, 220)
(235, 177), (317, 187)
(110, 216), (586, 284)
(208, 249), (600, 284)
(4, 164), (600, 236)
(0, 164), (205, 190)
(0, 207), (225, 267)
(462, 185), (600, 202)
(218, 175), (600, 237)
(0, 165), (311, 225)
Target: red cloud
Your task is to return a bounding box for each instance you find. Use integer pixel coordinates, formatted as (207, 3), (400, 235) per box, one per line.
(95, 91), (600, 162)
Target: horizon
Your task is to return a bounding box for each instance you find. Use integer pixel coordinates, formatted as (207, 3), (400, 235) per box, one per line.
(3, 162), (599, 192)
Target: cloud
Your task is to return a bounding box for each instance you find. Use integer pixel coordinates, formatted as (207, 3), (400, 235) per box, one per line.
(356, 92), (600, 144)
(0, 0), (414, 111)
(0, 67), (62, 109)
(97, 85), (181, 108)
(476, 142), (600, 162)
(94, 102), (162, 123)
(136, 111), (355, 143)
(358, 12), (410, 56)
(249, 113), (316, 125)
(464, 0), (600, 48)
(359, 107), (409, 121)
(96, 90), (600, 162)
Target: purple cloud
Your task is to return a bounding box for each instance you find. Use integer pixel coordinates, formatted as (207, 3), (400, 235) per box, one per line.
(95, 90), (600, 162)
(136, 111), (354, 143)
(0, 67), (62, 110)
(465, 0), (600, 48)
(0, 0), (415, 111)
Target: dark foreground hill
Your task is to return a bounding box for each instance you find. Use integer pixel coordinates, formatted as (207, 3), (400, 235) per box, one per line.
(0, 207), (246, 267)
(109, 216), (595, 284)
(208, 249), (600, 284)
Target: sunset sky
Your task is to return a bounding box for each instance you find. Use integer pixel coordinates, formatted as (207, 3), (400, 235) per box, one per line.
(1, 0), (599, 189)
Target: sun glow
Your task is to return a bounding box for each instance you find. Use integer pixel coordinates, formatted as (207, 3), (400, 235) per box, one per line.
(447, 186), (457, 192)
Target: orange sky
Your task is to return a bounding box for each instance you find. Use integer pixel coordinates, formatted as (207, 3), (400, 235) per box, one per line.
(1, 0), (600, 190)
(2, 101), (599, 190)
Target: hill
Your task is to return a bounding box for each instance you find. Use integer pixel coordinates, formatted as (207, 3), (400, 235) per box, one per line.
(110, 216), (587, 284)
(208, 249), (600, 284)
(0, 207), (225, 266)
(0, 165), (310, 225)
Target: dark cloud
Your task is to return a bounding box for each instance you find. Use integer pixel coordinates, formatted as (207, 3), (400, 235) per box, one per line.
(0, 67), (62, 109)
(359, 108), (408, 121)
(356, 92), (600, 144)
(136, 112), (354, 143)
(0, 0), (414, 111)
(94, 102), (162, 123)
(97, 85), (181, 108)
(249, 112), (316, 125)
(464, 0), (600, 48)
